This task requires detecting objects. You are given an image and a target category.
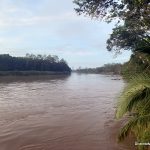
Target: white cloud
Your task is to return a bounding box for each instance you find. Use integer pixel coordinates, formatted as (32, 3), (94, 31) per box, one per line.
(0, 0), (82, 28)
(0, 11), (83, 28)
(0, 37), (23, 46)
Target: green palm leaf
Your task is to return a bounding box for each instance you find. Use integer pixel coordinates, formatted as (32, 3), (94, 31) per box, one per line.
(116, 73), (150, 150)
(116, 73), (150, 119)
(118, 115), (150, 141)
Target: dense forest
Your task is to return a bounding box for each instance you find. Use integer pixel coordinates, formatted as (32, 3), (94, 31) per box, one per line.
(0, 54), (71, 74)
(75, 63), (122, 75)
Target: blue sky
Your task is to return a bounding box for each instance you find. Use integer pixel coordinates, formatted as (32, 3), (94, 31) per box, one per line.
(0, 0), (131, 68)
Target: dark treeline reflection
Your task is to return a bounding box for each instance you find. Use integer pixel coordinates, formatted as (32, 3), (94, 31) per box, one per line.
(0, 74), (70, 83)
(0, 54), (71, 72)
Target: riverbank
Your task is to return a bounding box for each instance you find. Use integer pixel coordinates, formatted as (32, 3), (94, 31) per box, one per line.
(108, 119), (136, 150)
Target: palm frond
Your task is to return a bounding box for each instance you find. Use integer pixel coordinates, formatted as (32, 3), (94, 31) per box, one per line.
(116, 73), (150, 119)
(118, 117), (137, 141)
(118, 115), (150, 141)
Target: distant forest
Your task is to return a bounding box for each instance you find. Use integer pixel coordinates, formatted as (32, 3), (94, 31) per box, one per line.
(75, 63), (122, 75)
(0, 54), (71, 72)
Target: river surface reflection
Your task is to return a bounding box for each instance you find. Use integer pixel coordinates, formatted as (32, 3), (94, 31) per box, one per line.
(0, 73), (135, 150)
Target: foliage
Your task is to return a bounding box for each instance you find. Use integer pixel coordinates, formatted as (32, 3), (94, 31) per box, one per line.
(0, 54), (71, 72)
(74, 0), (150, 53)
(75, 63), (122, 74)
(116, 73), (150, 150)
(74, 0), (149, 22)
(106, 25), (150, 53)
(121, 52), (150, 79)
(119, 52), (150, 150)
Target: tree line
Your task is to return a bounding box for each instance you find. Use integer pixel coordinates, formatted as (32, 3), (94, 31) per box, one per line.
(75, 63), (122, 75)
(0, 54), (71, 72)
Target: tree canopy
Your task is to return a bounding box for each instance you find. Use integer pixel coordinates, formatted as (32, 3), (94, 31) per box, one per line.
(74, 0), (150, 53)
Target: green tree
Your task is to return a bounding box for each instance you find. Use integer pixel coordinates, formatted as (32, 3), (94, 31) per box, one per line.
(74, 0), (150, 53)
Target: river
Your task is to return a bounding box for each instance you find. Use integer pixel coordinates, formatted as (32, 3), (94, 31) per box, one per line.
(0, 73), (135, 150)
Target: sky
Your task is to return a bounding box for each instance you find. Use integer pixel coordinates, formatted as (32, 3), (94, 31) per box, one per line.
(0, 0), (131, 69)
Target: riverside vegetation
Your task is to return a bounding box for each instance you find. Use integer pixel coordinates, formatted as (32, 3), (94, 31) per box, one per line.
(74, 0), (150, 149)
(75, 63), (122, 75)
(0, 54), (71, 75)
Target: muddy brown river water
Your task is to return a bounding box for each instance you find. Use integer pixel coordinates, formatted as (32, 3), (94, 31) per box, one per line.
(0, 73), (135, 150)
